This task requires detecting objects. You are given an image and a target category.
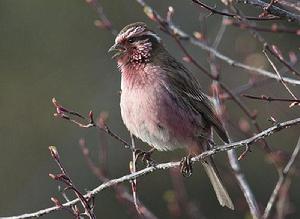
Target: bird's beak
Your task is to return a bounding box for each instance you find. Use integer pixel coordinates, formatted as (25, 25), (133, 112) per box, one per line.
(108, 43), (125, 59)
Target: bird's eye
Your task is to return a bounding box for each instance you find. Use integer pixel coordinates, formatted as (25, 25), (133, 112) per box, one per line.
(127, 38), (135, 43)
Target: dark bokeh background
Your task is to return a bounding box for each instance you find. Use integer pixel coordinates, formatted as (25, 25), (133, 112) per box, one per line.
(0, 0), (299, 218)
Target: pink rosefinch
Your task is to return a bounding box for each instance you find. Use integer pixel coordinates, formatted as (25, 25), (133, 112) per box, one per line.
(109, 22), (234, 210)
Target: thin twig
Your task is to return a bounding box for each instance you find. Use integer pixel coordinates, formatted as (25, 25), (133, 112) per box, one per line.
(85, 0), (118, 35)
(48, 146), (96, 219)
(278, 0), (300, 14)
(79, 138), (158, 219)
(230, 6), (300, 80)
(209, 15), (228, 78)
(221, 77), (270, 100)
(192, 0), (280, 20)
(213, 82), (261, 219)
(224, 19), (300, 36)
(3, 118), (300, 219)
(228, 150), (261, 218)
(275, 177), (292, 219)
(52, 98), (133, 150)
(237, 0), (300, 24)
(264, 0), (278, 11)
(265, 45), (300, 78)
(263, 136), (300, 219)
(136, 0), (300, 86)
(263, 50), (298, 100)
(228, 5), (300, 108)
(243, 94), (300, 104)
(129, 134), (142, 215)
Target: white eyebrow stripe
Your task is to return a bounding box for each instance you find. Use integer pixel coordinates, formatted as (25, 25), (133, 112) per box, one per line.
(115, 27), (133, 43)
(143, 31), (161, 42)
(116, 26), (146, 43)
(127, 26), (145, 38)
(115, 26), (161, 43)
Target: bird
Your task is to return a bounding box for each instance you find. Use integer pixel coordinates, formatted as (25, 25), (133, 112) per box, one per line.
(108, 22), (234, 210)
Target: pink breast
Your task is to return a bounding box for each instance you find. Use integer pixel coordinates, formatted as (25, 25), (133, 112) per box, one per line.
(120, 68), (199, 150)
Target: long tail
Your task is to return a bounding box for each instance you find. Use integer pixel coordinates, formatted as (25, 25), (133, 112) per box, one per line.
(202, 157), (234, 210)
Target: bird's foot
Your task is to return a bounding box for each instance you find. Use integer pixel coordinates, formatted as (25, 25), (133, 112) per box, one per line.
(180, 155), (193, 177)
(134, 148), (156, 167)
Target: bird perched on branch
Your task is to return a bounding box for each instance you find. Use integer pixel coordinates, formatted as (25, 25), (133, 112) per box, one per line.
(109, 22), (234, 210)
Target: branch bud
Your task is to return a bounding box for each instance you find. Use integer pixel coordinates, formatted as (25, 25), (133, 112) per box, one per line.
(49, 146), (60, 160)
(51, 197), (62, 207)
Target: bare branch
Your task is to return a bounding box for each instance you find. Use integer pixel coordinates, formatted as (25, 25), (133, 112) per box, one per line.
(265, 45), (300, 78)
(2, 117), (300, 219)
(192, 0), (280, 20)
(85, 0), (118, 35)
(136, 0), (300, 86)
(237, 0), (300, 24)
(224, 18), (300, 36)
(263, 136), (300, 219)
(227, 6), (300, 80)
(52, 97), (133, 150)
(263, 50), (298, 100)
(129, 134), (142, 215)
(79, 138), (158, 219)
(264, 0), (278, 11)
(243, 94), (300, 106)
(228, 149), (261, 218)
(212, 81), (261, 219)
(48, 146), (96, 219)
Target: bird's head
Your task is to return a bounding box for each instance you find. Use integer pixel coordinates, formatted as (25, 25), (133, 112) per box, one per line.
(108, 22), (162, 68)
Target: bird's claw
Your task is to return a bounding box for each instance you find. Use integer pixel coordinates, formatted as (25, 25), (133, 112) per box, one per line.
(180, 155), (193, 177)
(134, 148), (156, 167)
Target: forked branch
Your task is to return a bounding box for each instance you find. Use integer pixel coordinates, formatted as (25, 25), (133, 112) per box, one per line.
(2, 117), (300, 219)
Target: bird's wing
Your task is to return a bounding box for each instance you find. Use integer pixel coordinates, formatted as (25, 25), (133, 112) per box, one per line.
(162, 56), (229, 143)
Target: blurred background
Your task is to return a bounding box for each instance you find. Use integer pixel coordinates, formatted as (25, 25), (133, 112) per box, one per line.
(0, 0), (299, 218)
